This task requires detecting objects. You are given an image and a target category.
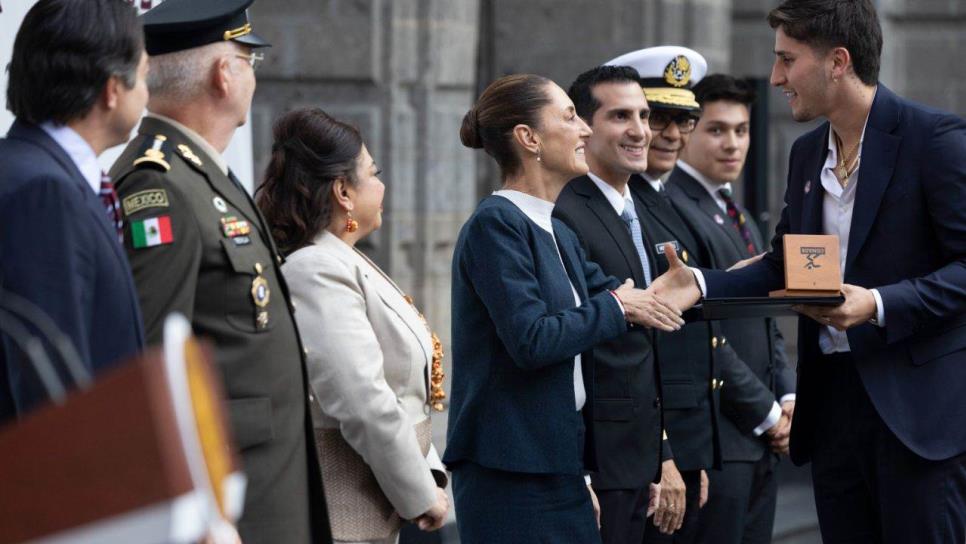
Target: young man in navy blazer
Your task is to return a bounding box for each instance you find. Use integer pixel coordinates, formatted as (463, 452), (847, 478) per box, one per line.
(655, 1), (966, 541)
(0, 0), (147, 422)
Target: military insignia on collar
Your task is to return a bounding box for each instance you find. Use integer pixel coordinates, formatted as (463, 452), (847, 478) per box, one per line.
(663, 55), (692, 88)
(132, 134), (171, 171)
(122, 189), (169, 216)
(212, 196), (228, 213)
(177, 144), (204, 167)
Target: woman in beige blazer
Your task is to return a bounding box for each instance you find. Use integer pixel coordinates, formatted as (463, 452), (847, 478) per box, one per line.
(257, 108), (449, 544)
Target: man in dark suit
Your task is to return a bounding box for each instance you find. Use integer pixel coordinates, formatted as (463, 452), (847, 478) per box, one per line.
(0, 0), (147, 422)
(670, 74), (796, 544)
(556, 60), (779, 544)
(604, 47), (788, 544)
(553, 65), (669, 544)
(653, 1), (966, 541)
(108, 0), (331, 542)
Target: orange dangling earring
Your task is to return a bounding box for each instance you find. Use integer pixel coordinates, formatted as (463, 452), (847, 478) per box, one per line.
(345, 211), (359, 233)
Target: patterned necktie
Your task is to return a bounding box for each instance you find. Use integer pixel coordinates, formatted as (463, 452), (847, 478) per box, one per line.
(620, 198), (653, 286)
(99, 171), (123, 243)
(717, 187), (756, 257)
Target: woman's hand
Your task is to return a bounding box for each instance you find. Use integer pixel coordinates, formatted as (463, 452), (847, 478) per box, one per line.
(416, 487), (450, 531)
(613, 279), (685, 331)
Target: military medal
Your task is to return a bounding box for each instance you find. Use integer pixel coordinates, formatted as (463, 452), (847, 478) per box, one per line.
(220, 215), (251, 245)
(251, 262), (270, 329)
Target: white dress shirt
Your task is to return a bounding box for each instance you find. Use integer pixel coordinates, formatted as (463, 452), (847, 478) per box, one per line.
(39, 122), (101, 194)
(493, 190), (586, 412)
(818, 124), (887, 353)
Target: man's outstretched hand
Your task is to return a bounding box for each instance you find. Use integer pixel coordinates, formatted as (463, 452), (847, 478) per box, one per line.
(650, 244), (702, 312)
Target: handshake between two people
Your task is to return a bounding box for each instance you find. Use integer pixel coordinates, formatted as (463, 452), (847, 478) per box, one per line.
(612, 245), (703, 331)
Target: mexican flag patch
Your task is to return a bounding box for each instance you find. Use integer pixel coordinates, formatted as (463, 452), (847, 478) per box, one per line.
(130, 216), (174, 248)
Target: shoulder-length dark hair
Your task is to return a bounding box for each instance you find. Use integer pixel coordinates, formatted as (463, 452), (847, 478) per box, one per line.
(256, 108), (363, 256)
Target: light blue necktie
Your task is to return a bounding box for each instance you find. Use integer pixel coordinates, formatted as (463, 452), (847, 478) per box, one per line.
(620, 198), (653, 286)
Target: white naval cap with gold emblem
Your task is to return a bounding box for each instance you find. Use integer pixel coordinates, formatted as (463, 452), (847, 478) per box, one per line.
(605, 46), (708, 112)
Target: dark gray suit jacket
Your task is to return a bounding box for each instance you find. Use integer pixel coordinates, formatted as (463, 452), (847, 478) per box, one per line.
(668, 167), (795, 462)
(629, 174), (775, 472)
(553, 175), (668, 490)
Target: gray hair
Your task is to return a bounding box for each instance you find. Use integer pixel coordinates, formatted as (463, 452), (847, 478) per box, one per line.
(147, 42), (234, 102)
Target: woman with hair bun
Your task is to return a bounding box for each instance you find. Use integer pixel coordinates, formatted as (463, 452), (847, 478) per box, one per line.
(443, 75), (686, 543)
(257, 108), (449, 544)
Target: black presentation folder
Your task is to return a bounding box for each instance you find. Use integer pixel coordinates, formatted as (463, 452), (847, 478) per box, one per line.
(683, 294), (846, 321)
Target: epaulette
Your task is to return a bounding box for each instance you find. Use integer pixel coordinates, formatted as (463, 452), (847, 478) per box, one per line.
(132, 134), (173, 172)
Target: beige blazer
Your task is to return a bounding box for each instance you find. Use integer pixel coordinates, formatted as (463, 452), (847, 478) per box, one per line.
(283, 230), (445, 541)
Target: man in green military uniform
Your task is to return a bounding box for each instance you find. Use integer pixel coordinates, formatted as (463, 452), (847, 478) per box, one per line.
(109, 0), (332, 542)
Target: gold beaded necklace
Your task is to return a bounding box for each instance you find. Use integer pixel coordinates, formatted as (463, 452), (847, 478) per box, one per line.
(353, 247), (446, 411)
(403, 295), (447, 411)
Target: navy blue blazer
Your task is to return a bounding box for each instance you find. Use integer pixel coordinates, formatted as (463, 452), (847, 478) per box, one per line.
(0, 121), (144, 422)
(443, 195), (627, 476)
(702, 85), (966, 463)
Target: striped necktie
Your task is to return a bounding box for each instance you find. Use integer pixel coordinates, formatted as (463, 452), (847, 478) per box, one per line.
(99, 171), (123, 243)
(620, 198), (653, 286)
(718, 187), (756, 257)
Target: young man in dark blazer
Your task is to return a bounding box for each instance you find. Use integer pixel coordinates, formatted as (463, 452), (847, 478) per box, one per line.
(0, 0), (147, 422)
(655, 1), (966, 541)
(670, 74), (796, 544)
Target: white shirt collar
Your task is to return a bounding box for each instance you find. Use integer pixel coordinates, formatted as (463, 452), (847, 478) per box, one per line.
(587, 172), (631, 215)
(641, 172), (665, 193)
(676, 160), (732, 200)
(39, 122), (101, 194)
(146, 112), (229, 175)
(492, 190), (556, 234)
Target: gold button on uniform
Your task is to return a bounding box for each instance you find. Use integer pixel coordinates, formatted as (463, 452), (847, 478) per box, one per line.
(712, 336), (719, 348)
(682, 250), (689, 263)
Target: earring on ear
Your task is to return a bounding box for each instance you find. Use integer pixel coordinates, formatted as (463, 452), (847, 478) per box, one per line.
(536, 148), (542, 162)
(345, 211), (359, 233)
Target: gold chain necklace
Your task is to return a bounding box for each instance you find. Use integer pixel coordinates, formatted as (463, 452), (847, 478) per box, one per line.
(833, 132), (861, 186)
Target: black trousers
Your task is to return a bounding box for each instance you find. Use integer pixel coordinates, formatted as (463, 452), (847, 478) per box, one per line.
(810, 352), (966, 543)
(643, 469), (701, 544)
(694, 453), (777, 544)
(598, 487), (651, 544)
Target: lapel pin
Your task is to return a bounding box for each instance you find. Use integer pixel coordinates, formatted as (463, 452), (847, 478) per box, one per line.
(714, 213), (725, 225)
(805, 180), (812, 194)
(212, 196), (228, 213)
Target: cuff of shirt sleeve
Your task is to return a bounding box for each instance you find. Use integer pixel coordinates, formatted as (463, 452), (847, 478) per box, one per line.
(779, 393), (796, 404)
(691, 268), (708, 298)
(609, 290), (626, 316)
(753, 401), (782, 436)
(585, 474), (592, 486)
(870, 288), (886, 327)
